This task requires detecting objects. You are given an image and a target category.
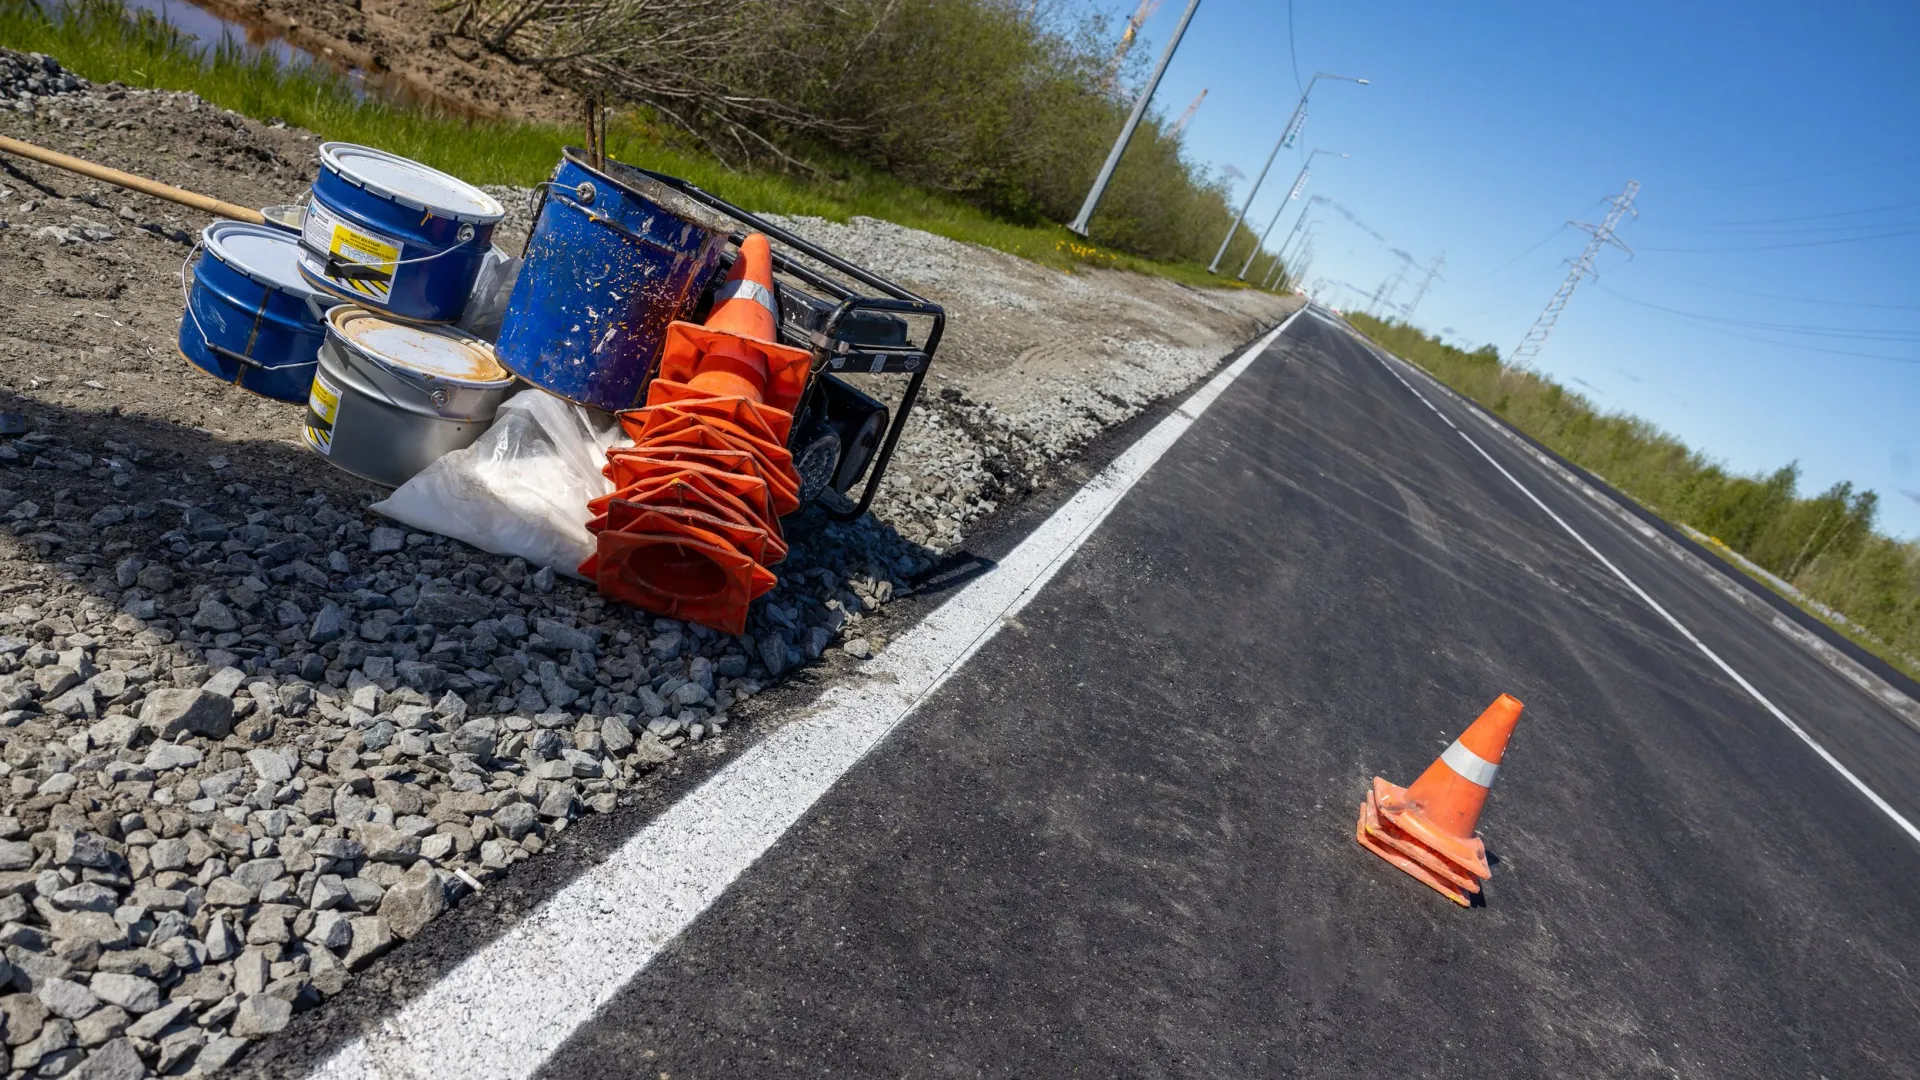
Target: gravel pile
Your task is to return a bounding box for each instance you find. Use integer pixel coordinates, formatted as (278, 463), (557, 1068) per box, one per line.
(0, 52), (86, 109)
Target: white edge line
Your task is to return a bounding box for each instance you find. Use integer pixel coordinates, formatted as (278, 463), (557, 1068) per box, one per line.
(1351, 333), (1920, 848)
(309, 308), (1311, 1080)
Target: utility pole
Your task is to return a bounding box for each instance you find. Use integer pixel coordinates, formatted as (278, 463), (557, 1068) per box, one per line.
(1238, 149), (1346, 279)
(1207, 72), (1367, 272)
(1403, 251), (1446, 318)
(1271, 195), (1320, 277)
(1170, 88), (1208, 137)
(1509, 180), (1640, 368)
(1067, 0), (1202, 236)
(1266, 220), (1315, 288)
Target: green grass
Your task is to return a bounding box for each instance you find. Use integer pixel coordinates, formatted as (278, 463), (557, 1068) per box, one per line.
(0, 0), (1254, 289)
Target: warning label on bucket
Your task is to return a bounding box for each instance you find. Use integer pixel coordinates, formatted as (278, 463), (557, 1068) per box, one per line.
(305, 370), (340, 456)
(302, 201), (401, 303)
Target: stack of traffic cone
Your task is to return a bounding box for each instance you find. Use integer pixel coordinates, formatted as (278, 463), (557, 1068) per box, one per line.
(580, 233), (812, 634)
(1356, 694), (1523, 906)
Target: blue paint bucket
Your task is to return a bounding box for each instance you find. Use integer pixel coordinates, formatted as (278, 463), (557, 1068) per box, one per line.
(496, 149), (729, 412)
(298, 143), (504, 324)
(178, 220), (340, 402)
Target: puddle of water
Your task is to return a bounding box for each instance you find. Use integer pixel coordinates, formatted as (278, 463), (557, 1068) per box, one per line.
(115, 0), (316, 71)
(45, 0), (418, 105)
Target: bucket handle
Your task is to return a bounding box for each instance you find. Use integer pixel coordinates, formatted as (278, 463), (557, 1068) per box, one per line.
(179, 245), (322, 374)
(541, 180), (670, 251)
(296, 220), (479, 279)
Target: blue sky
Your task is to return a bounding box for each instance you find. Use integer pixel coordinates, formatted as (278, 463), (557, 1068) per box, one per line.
(1086, 0), (1920, 539)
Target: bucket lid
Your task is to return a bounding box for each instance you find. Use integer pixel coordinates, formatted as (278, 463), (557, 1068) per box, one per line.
(320, 143), (505, 224)
(202, 220), (330, 302)
(327, 306), (513, 387)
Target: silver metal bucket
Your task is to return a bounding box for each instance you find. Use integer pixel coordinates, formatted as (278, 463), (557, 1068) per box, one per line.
(304, 306), (517, 487)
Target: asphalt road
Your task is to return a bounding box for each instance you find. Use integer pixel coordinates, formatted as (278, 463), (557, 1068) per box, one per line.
(387, 312), (1920, 1077)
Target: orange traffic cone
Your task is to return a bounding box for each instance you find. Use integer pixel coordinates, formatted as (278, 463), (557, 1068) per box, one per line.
(656, 233), (813, 415)
(582, 231), (810, 634)
(1356, 693), (1523, 906)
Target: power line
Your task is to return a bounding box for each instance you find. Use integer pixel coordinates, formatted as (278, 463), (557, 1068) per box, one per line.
(1657, 198), (1920, 228)
(1638, 227), (1920, 254)
(1657, 152), (1920, 195)
(1640, 218), (1920, 237)
(1509, 180), (1639, 368)
(1628, 270), (1920, 312)
(1484, 223), (1572, 276)
(1589, 283), (1920, 342)
(1285, 0), (1304, 96)
(1595, 287), (1920, 366)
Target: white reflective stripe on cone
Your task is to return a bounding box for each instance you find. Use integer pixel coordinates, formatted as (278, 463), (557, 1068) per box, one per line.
(1441, 741), (1500, 787)
(715, 278), (778, 318)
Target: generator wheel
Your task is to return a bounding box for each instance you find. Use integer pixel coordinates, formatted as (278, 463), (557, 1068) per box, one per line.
(794, 428), (843, 507)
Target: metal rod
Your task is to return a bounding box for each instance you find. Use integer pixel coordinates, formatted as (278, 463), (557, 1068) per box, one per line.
(1208, 123), (1288, 273)
(1066, 0), (1202, 236)
(0, 134), (264, 224)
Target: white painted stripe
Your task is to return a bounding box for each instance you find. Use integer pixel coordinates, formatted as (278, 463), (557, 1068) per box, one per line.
(1357, 340), (1920, 848)
(308, 308), (1310, 1080)
(1440, 740), (1499, 787)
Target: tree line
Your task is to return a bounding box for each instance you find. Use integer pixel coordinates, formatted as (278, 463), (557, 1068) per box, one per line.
(454, 0), (1281, 270)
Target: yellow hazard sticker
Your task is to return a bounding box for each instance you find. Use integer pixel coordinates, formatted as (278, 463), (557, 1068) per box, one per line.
(305, 370), (340, 456)
(302, 201), (401, 303)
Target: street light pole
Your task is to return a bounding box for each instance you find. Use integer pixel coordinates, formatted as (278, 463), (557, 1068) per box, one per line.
(1237, 149), (1345, 279)
(1266, 220), (1316, 288)
(1206, 71), (1366, 272)
(1067, 0), (1203, 236)
(1273, 197), (1320, 272)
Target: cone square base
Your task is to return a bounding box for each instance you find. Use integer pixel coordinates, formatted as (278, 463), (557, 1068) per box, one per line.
(658, 321), (812, 415)
(1359, 788), (1482, 894)
(582, 524), (776, 636)
(1369, 776), (1491, 879)
(1356, 804), (1473, 907)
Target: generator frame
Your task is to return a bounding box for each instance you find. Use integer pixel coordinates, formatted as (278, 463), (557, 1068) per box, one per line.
(630, 167), (946, 522)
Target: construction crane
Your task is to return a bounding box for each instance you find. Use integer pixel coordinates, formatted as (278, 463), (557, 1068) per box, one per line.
(1170, 88), (1208, 137)
(1106, 0), (1166, 88)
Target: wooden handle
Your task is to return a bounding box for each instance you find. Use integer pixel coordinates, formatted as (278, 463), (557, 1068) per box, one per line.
(0, 134), (266, 225)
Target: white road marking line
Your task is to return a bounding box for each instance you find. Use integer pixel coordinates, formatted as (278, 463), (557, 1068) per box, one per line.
(1356, 337), (1920, 847)
(307, 309), (1311, 1080)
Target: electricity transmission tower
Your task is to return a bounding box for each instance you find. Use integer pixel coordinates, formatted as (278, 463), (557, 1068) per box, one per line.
(1509, 181), (1640, 368)
(1369, 265), (1408, 317)
(1403, 251), (1445, 318)
(1170, 88), (1208, 137)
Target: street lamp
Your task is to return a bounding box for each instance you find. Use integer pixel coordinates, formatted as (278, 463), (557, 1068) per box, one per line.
(1207, 71), (1368, 273)
(1237, 149), (1346, 280)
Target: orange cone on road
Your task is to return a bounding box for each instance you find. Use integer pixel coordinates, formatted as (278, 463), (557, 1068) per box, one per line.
(1356, 693), (1523, 906)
